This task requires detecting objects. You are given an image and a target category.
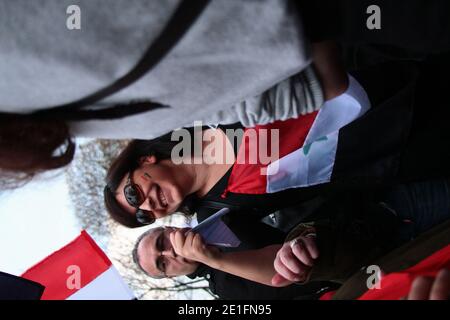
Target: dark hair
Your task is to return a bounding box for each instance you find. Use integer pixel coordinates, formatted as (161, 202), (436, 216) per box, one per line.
(104, 128), (199, 228)
(0, 117), (75, 189)
(0, 100), (168, 190)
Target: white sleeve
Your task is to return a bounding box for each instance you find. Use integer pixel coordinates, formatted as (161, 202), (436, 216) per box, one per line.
(205, 65), (324, 128)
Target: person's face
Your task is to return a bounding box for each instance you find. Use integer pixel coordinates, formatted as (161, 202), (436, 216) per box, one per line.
(138, 227), (199, 277)
(115, 155), (192, 222)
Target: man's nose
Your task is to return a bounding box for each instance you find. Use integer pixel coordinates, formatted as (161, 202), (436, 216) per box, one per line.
(161, 248), (176, 258)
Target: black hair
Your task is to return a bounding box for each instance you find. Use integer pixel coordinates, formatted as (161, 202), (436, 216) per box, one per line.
(0, 116), (75, 190)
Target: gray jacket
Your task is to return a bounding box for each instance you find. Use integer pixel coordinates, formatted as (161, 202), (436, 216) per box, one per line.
(0, 0), (323, 138)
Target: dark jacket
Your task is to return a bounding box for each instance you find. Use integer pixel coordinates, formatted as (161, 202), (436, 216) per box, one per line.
(188, 264), (337, 300)
(187, 214), (338, 300)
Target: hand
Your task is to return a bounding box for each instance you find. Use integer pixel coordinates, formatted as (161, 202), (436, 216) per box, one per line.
(404, 269), (450, 300)
(169, 229), (220, 265)
(271, 235), (319, 287)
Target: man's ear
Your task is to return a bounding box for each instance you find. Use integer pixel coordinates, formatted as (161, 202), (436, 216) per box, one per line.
(139, 155), (157, 165)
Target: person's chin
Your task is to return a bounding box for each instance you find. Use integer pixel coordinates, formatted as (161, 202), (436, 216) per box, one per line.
(171, 200), (185, 214)
(169, 188), (185, 210)
(160, 198), (180, 216)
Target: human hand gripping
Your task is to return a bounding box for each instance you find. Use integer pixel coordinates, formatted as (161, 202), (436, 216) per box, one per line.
(169, 229), (221, 266)
(271, 234), (319, 287)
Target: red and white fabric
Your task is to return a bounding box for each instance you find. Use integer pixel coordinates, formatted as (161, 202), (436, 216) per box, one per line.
(224, 75), (371, 196)
(22, 231), (134, 300)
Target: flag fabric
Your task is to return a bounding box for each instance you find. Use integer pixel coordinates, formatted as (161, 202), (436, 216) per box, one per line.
(21, 231), (134, 300)
(318, 245), (450, 300)
(0, 271), (45, 300)
(357, 244), (450, 300)
(224, 74), (371, 195)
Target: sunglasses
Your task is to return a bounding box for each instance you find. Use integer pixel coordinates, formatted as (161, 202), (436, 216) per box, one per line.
(123, 171), (156, 225)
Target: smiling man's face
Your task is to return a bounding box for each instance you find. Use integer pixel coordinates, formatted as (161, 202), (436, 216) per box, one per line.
(137, 227), (199, 277)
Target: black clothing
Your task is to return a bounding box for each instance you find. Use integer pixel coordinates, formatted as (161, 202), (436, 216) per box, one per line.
(189, 264), (338, 300)
(0, 271), (44, 300)
(187, 220), (338, 300)
(298, 0), (450, 55)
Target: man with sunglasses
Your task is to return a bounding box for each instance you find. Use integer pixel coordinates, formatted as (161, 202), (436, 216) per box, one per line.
(131, 175), (450, 297)
(132, 224), (338, 300)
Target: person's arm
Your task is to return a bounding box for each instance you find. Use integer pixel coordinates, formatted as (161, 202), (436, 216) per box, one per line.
(311, 41), (349, 101)
(170, 230), (282, 286)
(207, 245), (282, 286)
(230, 41), (349, 128)
(272, 208), (398, 287)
